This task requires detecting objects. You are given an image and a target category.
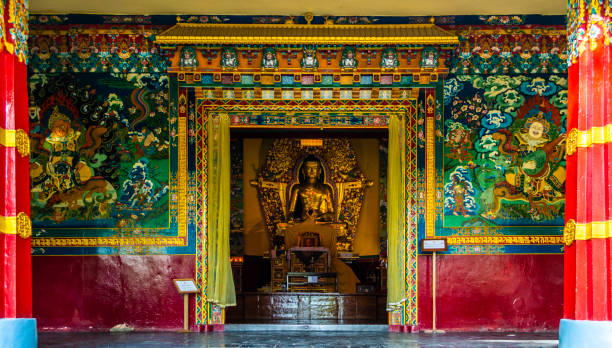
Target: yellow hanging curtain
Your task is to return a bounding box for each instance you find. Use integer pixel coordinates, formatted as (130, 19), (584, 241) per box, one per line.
(387, 114), (407, 311)
(206, 113), (236, 308)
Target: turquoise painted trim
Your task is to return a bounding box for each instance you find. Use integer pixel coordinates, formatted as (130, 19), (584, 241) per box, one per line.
(0, 318), (37, 348)
(559, 319), (612, 348)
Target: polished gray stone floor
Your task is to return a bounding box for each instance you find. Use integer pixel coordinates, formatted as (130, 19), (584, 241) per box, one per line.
(39, 330), (559, 347)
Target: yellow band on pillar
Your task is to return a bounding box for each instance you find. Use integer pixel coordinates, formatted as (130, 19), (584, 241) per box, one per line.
(0, 127), (30, 157)
(575, 220), (612, 240)
(0, 213), (32, 239)
(565, 219), (612, 246)
(0, 126), (16, 147)
(567, 124), (612, 156)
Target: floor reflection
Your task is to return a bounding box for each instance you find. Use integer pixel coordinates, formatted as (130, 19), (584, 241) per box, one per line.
(39, 330), (559, 348)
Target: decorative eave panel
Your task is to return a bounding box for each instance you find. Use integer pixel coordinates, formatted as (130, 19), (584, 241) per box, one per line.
(155, 23), (459, 45)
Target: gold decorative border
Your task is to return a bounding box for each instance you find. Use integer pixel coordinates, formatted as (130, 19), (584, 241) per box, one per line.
(33, 237), (185, 247)
(178, 116), (188, 237)
(194, 100), (418, 326)
(425, 96), (435, 237)
(31, 112), (189, 248)
(448, 235), (563, 245)
(566, 124), (612, 156)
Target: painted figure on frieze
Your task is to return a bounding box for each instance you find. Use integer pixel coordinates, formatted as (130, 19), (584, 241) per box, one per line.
(220, 46), (239, 69)
(420, 46), (439, 68)
(380, 47), (399, 69)
(300, 45), (319, 70)
(179, 46), (198, 68)
(339, 46), (358, 69)
(261, 47), (278, 70)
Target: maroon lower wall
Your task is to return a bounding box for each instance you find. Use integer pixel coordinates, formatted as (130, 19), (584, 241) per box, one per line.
(33, 254), (563, 331)
(417, 254), (563, 331)
(33, 255), (196, 331)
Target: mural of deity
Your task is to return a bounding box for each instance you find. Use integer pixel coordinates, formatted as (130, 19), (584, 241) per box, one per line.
(261, 47), (278, 69)
(179, 46), (198, 68)
(220, 46), (239, 69)
(300, 45), (319, 70)
(30, 106), (117, 221)
(444, 167), (478, 216)
(485, 112), (566, 220)
(41, 107), (92, 193)
(29, 73), (171, 229)
(118, 158), (169, 211)
(443, 75), (567, 226)
(445, 121), (473, 162)
(380, 47), (399, 69)
(340, 46), (358, 69)
(420, 46), (439, 68)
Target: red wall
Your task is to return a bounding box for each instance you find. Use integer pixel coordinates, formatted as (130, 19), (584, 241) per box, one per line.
(33, 255), (196, 331)
(33, 254), (562, 331)
(418, 254), (563, 331)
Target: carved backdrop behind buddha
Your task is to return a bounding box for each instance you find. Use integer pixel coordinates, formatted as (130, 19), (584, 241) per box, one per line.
(250, 138), (373, 252)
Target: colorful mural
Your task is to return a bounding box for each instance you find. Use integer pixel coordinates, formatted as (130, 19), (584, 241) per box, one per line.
(25, 14), (567, 258)
(27, 73), (189, 255)
(442, 75), (567, 227)
(28, 30), (169, 74)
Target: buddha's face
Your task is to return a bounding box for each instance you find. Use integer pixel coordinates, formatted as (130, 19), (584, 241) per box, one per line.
(528, 121), (544, 139)
(303, 161), (321, 181)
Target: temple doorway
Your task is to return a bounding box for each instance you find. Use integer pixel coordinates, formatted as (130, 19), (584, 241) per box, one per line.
(225, 129), (388, 324)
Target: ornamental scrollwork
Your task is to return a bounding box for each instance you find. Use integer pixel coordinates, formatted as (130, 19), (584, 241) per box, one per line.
(16, 212), (31, 239)
(566, 128), (578, 157)
(15, 128), (29, 157)
(564, 219), (576, 246)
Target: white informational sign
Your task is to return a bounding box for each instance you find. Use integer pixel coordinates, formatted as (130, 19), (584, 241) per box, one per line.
(421, 238), (448, 252)
(173, 279), (199, 294)
(307, 276), (318, 284)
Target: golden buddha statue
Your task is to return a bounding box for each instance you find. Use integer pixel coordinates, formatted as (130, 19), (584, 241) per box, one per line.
(288, 156), (335, 223)
(249, 139), (373, 293)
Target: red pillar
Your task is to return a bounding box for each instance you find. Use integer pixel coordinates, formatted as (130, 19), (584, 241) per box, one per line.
(561, 1), (612, 346)
(0, 0), (32, 321)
